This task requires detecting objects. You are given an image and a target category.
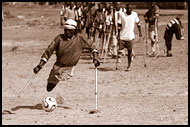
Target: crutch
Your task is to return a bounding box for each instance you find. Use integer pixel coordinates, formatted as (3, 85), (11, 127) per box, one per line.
(2, 74), (37, 114)
(101, 30), (107, 59)
(95, 31), (100, 50)
(141, 37), (147, 67)
(96, 24), (103, 50)
(116, 27), (121, 70)
(89, 67), (99, 114)
(154, 18), (160, 58)
(145, 22), (148, 55)
(103, 27), (112, 63)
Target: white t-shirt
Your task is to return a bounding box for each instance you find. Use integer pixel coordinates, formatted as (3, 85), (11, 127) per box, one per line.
(114, 8), (125, 25)
(120, 11), (140, 41)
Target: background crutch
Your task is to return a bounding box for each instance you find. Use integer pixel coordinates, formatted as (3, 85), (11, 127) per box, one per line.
(145, 21), (148, 55)
(154, 18), (160, 58)
(103, 26), (112, 63)
(115, 25), (121, 70)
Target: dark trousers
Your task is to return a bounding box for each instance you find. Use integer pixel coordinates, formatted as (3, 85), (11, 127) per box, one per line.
(164, 24), (182, 51)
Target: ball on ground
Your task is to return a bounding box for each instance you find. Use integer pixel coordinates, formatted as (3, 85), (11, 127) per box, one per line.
(42, 97), (57, 112)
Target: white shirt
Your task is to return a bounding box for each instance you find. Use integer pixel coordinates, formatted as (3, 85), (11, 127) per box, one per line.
(114, 8), (124, 25)
(106, 13), (113, 25)
(120, 11), (140, 41)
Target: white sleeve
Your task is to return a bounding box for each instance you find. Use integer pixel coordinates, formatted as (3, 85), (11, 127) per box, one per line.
(119, 11), (124, 23)
(135, 12), (140, 24)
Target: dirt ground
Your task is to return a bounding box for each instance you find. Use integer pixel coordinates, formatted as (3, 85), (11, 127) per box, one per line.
(2, 3), (188, 125)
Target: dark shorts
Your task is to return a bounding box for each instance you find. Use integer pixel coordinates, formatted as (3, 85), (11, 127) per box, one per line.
(119, 39), (134, 51)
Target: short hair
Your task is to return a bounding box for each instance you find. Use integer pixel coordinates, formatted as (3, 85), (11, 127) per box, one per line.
(176, 15), (181, 21)
(126, 3), (132, 9)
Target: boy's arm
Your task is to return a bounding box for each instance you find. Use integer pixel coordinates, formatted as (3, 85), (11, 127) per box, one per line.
(135, 13), (142, 37)
(137, 23), (142, 37)
(79, 34), (100, 67)
(33, 36), (59, 74)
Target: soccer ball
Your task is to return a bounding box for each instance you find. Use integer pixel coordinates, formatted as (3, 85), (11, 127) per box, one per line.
(42, 97), (57, 112)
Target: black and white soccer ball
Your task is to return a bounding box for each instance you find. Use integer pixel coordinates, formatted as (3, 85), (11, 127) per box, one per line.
(42, 97), (57, 112)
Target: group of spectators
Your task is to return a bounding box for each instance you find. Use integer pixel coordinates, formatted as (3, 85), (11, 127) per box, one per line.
(60, 2), (139, 60)
(60, 2), (185, 59)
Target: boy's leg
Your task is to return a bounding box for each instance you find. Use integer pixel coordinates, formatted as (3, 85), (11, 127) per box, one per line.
(164, 30), (173, 57)
(46, 63), (73, 92)
(165, 39), (173, 57)
(149, 30), (156, 56)
(47, 83), (57, 92)
(126, 40), (134, 71)
(47, 63), (75, 92)
(127, 49), (132, 70)
(131, 49), (135, 62)
(118, 40), (125, 62)
(47, 64), (61, 92)
(112, 35), (118, 58)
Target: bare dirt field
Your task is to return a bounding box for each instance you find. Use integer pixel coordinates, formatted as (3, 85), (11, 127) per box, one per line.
(2, 3), (188, 125)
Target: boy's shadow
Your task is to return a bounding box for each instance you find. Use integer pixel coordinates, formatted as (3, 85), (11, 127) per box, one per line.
(11, 103), (43, 111)
(11, 103), (72, 111)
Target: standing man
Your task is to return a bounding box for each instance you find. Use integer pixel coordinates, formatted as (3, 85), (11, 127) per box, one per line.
(81, 2), (88, 31)
(74, 2), (83, 33)
(63, 2), (76, 21)
(119, 3), (142, 71)
(113, 2), (123, 58)
(60, 5), (66, 26)
(85, 2), (97, 40)
(33, 19), (100, 92)
(94, 3), (105, 51)
(164, 16), (184, 57)
(104, 5), (114, 57)
(144, 2), (159, 57)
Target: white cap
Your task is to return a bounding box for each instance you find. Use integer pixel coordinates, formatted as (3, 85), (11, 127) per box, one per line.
(64, 19), (77, 29)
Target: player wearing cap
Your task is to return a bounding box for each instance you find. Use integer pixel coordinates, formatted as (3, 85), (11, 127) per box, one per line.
(33, 19), (100, 92)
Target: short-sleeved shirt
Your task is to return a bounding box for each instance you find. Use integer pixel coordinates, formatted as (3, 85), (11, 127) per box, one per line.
(94, 10), (105, 28)
(85, 6), (97, 27)
(164, 18), (182, 40)
(63, 8), (75, 20)
(144, 5), (159, 31)
(120, 11), (140, 41)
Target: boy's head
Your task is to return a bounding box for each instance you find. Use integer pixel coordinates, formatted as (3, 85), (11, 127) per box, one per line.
(126, 4), (132, 15)
(64, 19), (77, 38)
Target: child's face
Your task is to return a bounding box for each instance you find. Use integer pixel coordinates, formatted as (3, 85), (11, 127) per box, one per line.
(64, 29), (76, 39)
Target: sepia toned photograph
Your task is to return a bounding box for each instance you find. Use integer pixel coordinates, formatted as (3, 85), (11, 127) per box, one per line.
(2, 2), (188, 125)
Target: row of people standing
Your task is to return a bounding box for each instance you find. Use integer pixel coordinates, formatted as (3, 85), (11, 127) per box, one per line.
(60, 2), (125, 56)
(60, 2), (142, 71)
(59, 2), (185, 70)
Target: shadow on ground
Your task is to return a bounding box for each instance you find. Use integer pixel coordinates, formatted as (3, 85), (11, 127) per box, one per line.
(57, 105), (72, 109)
(11, 103), (72, 111)
(11, 103), (43, 111)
